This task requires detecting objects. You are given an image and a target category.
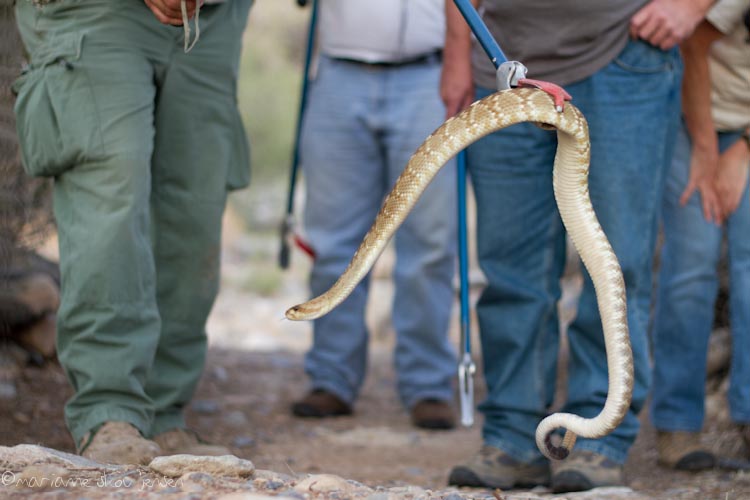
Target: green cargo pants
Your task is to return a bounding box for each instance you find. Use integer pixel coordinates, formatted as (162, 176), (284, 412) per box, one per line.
(14, 0), (252, 445)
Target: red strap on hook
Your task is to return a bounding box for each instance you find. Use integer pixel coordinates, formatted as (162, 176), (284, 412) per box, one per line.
(293, 234), (316, 259)
(518, 78), (572, 112)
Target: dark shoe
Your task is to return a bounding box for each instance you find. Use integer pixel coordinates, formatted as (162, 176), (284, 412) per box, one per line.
(656, 431), (715, 471)
(291, 389), (352, 418)
(551, 450), (623, 493)
(741, 425), (750, 456)
(448, 445), (550, 489)
(410, 399), (455, 430)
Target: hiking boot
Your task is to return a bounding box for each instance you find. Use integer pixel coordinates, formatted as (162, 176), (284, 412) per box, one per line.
(656, 431), (715, 471)
(550, 450), (623, 493)
(410, 399), (455, 430)
(79, 421), (161, 465)
(448, 445), (550, 489)
(741, 425), (750, 448)
(154, 428), (231, 456)
(291, 389), (353, 418)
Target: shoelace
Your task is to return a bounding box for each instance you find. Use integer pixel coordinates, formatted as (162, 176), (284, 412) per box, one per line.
(180, 0), (201, 53)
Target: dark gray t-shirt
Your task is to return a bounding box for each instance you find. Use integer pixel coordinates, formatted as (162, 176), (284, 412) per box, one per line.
(471, 0), (650, 88)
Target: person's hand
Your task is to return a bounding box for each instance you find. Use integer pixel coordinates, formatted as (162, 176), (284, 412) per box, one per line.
(630, 0), (712, 49)
(144, 0), (200, 26)
(680, 142), (722, 224)
(440, 53), (474, 119)
(716, 138), (750, 220)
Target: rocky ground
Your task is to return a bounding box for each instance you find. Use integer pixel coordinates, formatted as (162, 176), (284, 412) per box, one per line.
(2, 203), (750, 499)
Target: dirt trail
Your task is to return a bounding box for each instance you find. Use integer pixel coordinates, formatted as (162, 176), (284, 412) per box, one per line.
(2, 208), (750, 499)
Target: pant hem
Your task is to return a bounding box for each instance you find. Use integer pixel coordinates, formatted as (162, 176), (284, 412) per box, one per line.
(149, 412), (187, 438)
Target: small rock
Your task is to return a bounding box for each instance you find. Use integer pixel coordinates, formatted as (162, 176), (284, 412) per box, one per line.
(387, 485), (428, 498)
(191, 399), (221, 415)
(404, 466), (423, 477)
(294, 474), (353, 494)
(17, 313), (57, 358)
(149, 455), (255, 478)
(213, 366), (229, 382)
(0, 444), (111, 470)
(253, 469), (293, 482)
(13, 412), (30, 424)
(232, 436), (256, 448)
(366, 493), (399, 500)
(559, 486), (638, 498)
(440, 494), (464, 500)
(0, 381), (16, 399)
(223, 410), (249, 427)
(252, 468), (293, 491)
(319, 426), (420, 448)
(219, 494), (288, 500)
(15, 464), (70, 489)
(178, 471), (216, 492)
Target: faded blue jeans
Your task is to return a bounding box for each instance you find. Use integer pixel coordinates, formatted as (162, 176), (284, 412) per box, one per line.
(467, 39), (682, 463)
(651, 125), (750, 431)
(300, 55), (457, 408)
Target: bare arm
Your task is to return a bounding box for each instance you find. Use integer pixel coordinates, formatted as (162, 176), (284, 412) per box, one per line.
(440, 0), (478, 118)
(630, 0), (715, 50)
(679, 19), (725, 222)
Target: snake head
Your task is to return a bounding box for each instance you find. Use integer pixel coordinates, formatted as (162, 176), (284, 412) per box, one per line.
(285, 304), (306, 321)
(285, 298), (328, 321)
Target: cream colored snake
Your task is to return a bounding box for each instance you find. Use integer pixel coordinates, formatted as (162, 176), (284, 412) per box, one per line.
(286, 87), (634, 460)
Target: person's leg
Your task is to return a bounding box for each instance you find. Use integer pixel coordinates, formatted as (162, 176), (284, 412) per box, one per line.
(562, 39), (682, 464)
(469, 88), (565, 462)
(14, 0), (169, 449)
(297, 57), (388, 406)
(725, 137), (750, 427)
(449, 86), (565, 488)
(382, 60), (457, 411)
(647, 124), (723, 471)
(143, 0), (253, 438)
(650, 124), (723, 433)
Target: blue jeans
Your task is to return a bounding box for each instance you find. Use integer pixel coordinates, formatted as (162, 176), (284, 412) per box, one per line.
(467, 40), (682, 463)
(300, 55), (457, 408)
(651, 125), (750, 431)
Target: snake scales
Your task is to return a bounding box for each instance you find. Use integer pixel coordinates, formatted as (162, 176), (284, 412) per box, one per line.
(286, 87), (634, 460)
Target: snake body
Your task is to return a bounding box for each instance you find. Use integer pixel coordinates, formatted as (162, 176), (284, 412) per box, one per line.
(286, 87), (634, 460)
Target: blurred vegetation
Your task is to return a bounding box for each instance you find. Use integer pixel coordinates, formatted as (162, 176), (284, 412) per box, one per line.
(239, 1), (308, 182)
(232, 2), (310, 232)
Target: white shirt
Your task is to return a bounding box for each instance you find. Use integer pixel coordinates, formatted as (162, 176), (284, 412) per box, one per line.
(317, 0), (445, 64)
(707, 0), (750, 131)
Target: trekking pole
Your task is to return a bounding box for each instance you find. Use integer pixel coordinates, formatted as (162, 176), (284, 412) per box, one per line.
(456, 150), (476, 427)
(451, 0), (529, 427)
(279, 0), (318, 269)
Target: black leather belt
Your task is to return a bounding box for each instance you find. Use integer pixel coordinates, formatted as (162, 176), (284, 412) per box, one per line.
(333, 51), (442, 68)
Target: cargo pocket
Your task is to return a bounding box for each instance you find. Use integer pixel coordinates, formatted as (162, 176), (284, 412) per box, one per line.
(226, 107), (251, 191)
(12, 32), (104, 178)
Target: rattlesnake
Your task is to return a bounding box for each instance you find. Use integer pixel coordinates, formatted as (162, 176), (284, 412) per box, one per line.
(286, 87), (634, 460)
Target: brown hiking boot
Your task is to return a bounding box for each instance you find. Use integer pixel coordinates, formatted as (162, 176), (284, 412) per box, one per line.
(154, 428), (231, 456)
(448, 445), (550, 489)
(291, 389), (353, 418)
(79, 421), (161, 465)
(551, 450), (624, 493)
(656, 431), (715, 471)
(410, 399), (455, 430)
